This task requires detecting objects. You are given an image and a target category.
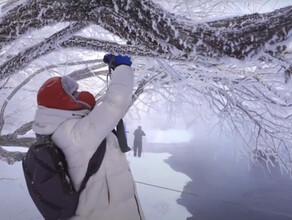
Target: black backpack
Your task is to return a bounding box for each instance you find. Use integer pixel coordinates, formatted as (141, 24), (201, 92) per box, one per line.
(22, 135), (106, 220)
(22, 119), (130, 220)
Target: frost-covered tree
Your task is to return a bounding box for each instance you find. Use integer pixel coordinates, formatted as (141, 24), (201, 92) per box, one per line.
(0, 0), (292, 173)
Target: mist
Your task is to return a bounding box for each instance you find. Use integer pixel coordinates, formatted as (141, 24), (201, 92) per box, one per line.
(128, 108), (292, 220)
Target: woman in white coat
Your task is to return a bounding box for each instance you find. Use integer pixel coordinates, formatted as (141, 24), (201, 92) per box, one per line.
(32, 54), (145, 220)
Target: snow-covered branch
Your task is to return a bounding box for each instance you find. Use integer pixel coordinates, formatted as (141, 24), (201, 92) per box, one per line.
(0, 146), (26, 164)
(0, 21), (88, 80)
(0, 1), (291, 80)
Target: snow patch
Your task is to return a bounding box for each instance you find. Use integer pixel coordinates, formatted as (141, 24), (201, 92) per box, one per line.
(0, 152), (191, 220)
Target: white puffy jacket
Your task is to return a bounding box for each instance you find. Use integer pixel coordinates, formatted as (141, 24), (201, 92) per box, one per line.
(33, 65), (145, 220)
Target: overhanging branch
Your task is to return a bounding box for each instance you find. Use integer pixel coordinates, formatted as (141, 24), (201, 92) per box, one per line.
(0, 1), (290, 75)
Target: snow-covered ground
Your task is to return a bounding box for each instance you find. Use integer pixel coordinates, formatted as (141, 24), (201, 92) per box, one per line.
(0, 152), (191, 220)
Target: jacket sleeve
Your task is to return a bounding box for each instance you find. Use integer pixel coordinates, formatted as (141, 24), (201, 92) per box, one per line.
(68, 65), (133, 153)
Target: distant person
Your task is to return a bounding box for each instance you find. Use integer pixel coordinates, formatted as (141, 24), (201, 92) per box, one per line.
(133, 126), (146, 157)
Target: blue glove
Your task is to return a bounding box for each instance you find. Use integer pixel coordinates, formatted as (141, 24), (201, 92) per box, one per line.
(103, 54), (132, 70)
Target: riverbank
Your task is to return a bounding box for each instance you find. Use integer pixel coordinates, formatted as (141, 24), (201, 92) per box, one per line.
(144, 141), (292, 220)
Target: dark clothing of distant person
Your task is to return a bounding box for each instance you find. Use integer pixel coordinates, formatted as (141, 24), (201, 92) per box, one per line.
(133, 126), (146, 157)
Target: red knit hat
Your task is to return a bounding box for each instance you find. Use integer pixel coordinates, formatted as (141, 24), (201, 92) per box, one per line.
(37, 76), (96, 110)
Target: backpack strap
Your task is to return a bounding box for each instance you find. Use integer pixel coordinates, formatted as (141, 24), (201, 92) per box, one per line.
(78, 138), (106, 193)
(35, 130), (115, 194)
(112, 119), (131, 153)
(79, 119), (129, 192)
